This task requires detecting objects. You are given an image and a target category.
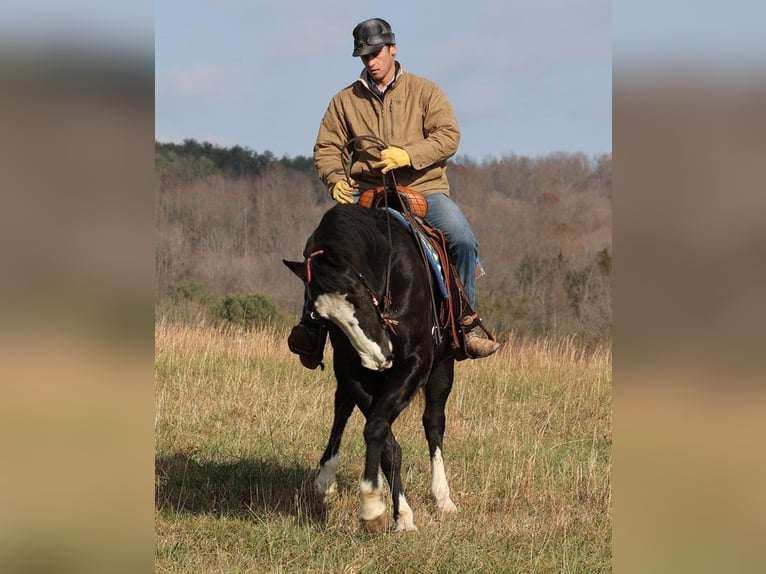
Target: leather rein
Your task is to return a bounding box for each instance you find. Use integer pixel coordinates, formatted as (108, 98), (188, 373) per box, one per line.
(305, 135), (438, 339)
(344, 135), (400, 335)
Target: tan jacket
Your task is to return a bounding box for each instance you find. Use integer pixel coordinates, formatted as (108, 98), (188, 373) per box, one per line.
(314, 64), (460, 196)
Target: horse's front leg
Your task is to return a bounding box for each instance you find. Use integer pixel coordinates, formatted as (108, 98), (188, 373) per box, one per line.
(315, 388), (355, 502)
(380, 430), (417, 531)
(359, 415), (391, 532)
(422, 357), (458, 516)
(359, 365), (424, 533)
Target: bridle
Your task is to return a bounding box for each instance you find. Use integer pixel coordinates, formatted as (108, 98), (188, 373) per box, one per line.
(354, 270), (399, 335)
(304, 249), (324, 284)
(303, 248), (399, 336)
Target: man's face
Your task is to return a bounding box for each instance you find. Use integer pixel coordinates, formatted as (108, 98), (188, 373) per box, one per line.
(361, 45), (397, 84)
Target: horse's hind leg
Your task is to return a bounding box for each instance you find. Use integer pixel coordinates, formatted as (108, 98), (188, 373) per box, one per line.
(315, 390), (355, 501)
(381, 430), (417, 531)
(422, 358), (458, 515)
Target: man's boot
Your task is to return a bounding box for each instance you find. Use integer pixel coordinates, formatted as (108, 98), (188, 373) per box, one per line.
(287, 313), (327, 370)
(457, 312), (500, 359)
(464, 330), (500, 359)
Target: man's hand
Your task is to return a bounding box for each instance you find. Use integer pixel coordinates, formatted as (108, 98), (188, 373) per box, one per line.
(331, 179), (355, 204)
(372, 147), (411, 174)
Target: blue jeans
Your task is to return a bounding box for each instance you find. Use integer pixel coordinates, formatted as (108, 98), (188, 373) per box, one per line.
(423, 193), (479, 308)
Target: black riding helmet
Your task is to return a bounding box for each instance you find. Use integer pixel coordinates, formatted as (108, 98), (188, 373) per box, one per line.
(352, 18), (396, 57)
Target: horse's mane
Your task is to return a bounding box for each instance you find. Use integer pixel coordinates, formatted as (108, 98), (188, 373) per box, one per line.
(307, 205), (395, 293)
(312, 205), (392, 258)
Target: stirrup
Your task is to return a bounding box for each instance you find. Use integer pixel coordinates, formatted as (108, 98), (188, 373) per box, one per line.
(455, 313), (498, 360)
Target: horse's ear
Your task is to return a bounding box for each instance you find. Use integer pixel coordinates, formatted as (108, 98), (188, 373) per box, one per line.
(283, 259), (307, 282)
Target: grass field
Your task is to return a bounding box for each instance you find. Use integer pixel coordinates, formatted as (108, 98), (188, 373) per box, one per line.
(155, 321), (611, 573)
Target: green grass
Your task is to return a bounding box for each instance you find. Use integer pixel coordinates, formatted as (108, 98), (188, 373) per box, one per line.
(155, 322), (611, 573)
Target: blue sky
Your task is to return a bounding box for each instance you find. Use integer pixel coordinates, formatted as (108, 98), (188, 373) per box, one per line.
(155, 0), (612, 161)
(2, 1), (763, 160)
(613, 1), (766, 68)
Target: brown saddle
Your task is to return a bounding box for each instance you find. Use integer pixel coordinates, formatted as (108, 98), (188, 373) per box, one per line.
(358, 184), (428, 218)
(358, 185), (496, 360)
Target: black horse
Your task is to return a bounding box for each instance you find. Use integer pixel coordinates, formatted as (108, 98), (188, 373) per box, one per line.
(283, 203), (459, 532)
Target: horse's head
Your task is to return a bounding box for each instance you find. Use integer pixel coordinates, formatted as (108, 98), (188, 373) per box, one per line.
(284, 253), (395, 371)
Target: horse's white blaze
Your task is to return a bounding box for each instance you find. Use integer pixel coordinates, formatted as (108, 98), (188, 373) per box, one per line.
(315, 454), (339, 497)
(314, 292), (392, 371)
(431, 447), (458, 514)
(394, 493), (417, 531)
(359, 478), (386, 521)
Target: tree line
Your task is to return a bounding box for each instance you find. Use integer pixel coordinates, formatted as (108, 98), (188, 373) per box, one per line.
(156, 139), (611, 348)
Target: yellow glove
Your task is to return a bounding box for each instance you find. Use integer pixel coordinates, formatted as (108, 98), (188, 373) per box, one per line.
(331, 179), (355, 204)
(372, 147), (411, 174)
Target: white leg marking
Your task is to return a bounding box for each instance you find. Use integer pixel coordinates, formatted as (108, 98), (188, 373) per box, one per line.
(314, 293), (392, 371)
(394, 493), (418, 531)
(315, 454), (339, 498)
(431, 447), (458, 514)
(359, 478), (386, 521)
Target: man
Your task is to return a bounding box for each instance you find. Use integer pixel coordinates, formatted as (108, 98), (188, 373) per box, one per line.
(289, 17), (499, 368)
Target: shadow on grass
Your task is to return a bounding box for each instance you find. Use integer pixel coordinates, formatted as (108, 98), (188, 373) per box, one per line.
(155, 452), (328, 525)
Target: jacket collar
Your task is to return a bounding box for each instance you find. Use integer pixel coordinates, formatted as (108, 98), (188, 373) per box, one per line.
(358, 61), (403, 97)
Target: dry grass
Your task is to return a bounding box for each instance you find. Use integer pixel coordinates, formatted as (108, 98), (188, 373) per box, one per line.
(155, 320), (611, 573)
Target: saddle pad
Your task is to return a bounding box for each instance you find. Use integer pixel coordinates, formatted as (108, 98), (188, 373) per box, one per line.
(383, 209), (450, 299)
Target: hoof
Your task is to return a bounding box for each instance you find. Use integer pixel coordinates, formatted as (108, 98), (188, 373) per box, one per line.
(440, 499), (458, 514)
(312, 478), (336, 505)
(300, 479), (329, 523)
(434, 499), (458, 521)
(394, 520), (418, 532)
(360, 514), (388, 533)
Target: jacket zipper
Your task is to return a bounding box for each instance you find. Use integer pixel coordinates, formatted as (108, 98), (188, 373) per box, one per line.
(368, 81), (395, 144)
(387, 99), (394, 142)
